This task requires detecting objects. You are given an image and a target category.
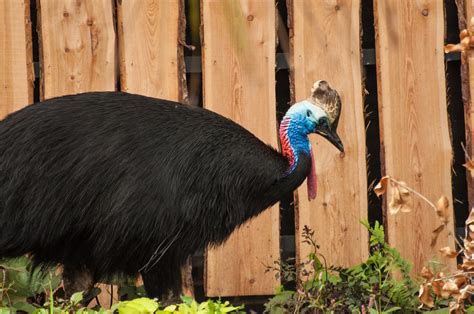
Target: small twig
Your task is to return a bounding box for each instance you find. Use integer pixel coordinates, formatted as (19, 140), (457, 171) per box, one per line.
(178, 39), (195, 51)
(461, 142), (471, 161)
(1, 268), (5, 301)
(431, 271), (474, 282)
(448, 230), (464, 250)
(110, 284), (114, 308)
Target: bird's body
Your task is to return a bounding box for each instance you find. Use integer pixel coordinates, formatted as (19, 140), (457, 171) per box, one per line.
(0, 81), (343, 299)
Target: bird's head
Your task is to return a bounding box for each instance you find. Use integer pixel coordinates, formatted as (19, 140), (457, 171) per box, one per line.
(283, 80), (344, 152)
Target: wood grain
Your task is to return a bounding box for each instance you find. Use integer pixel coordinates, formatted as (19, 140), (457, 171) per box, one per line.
(38, 0), (116, 100)
(202, 0), (279, 296)
(374, 0), (455, 272)
(0, 0), (33, 118)
(118, 0), (191, 295)
(37, 0), (116, 306)
(289, 0), (368, 268)
(463, 2), (474, 209)
(117, 0), (185, 101)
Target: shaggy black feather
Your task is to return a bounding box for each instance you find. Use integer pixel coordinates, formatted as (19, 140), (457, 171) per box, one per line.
(0, 92), (311, 298)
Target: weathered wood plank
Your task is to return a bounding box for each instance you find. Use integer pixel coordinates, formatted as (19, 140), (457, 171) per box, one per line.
(38, 0), (116, 100)
(289, 0), (368, 268)
(117, 0), (186, 101)
(37, 0), (117, 305)
(202, 0), (279, 296)
(0, 0), (33, 117)
(463, 2), (474, 209)
(117, 0), (191, 296)
(374, 0), (455, 272)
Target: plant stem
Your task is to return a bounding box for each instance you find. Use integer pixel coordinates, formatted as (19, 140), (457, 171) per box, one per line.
(431, 271), (474, 282)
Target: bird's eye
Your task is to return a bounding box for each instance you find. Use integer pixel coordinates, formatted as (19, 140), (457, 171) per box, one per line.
(306, 110), (311, 117)
(319, 118), (328, 127)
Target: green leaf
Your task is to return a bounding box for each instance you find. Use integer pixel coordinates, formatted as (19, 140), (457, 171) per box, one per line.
(466, 306), (474, 313)
(115, 297), (159, 314)
(163, 304), (177, 311)
(70, 291), (84, 305)
(0, 308), (13, 314)
(12, 301), (37, 313)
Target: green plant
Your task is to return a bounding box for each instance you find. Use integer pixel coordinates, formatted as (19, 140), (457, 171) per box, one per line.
(0, 255), (244, 313)
(0, 256), (61, 311)
(114, 295), (244, 314)
(264, 221), (419, 313)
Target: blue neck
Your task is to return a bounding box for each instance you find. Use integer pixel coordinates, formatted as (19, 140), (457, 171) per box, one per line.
(280, 117), (311, 174)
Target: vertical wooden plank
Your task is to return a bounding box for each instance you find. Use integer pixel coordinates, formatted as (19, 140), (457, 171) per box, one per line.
(38, 0), (116, 100)
(202, 0), (279, 296)
(117, 0), (191, 296)
(463, 2), (474, 209)
(38, 0), (117, 306)
(289, 0), (368, 268)
(117, 0), (186, 101)
(374, 1), (455, 272)
(0, 0), (33, 117)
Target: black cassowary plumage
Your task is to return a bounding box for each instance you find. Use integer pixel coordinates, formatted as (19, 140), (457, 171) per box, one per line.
(0, 83), (343, 299)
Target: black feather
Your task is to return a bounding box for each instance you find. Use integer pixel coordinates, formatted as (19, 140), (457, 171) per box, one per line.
(0, 92), (311, 298)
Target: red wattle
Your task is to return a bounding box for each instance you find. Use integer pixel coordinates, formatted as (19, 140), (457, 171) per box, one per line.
(307, 149), (317, 200)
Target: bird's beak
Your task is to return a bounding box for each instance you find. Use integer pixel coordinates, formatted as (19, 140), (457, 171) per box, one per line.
(315, 126), (344, 153)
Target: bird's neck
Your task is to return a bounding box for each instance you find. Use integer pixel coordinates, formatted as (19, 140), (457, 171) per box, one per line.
(279, 116), (311, 173)
(248, 117), (315, 218)
(279, 115), (317, 200)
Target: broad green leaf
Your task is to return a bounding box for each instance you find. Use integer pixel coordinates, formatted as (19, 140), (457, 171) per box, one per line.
(115, 297), (159, 314)
(12, 301), (36, 313)
(163, 304), (177, 311)
(70, 291), (84, 305)
(180, 295), (194, 305)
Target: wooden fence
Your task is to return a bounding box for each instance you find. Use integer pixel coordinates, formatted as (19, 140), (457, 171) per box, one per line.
(0, 0), (470, 299)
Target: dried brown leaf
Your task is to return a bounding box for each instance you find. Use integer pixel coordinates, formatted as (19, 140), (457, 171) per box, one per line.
(431, 224), (446, 247)
(460, 284), (474, 300)
(439, 246), (458, 258)
(374, 176), (389, 197)
(464, 240), (474, 257)
(436, 196), (450, 224)
(442, 280), (460, 298)
(454, 275), (467, 289)
(449, 301), (462, 314)
(397, 181), (410, 195)
(433, 280), (444, 297)
(389, 185), (411, 215)
(389, 185), (402, 215)
(420, 266), (434, 280)
(462, 35), (471, 47)
(419, 284), (434, 308)
(469, 224), (474, 233)
(463, 160), (474, 172)
(461, 258), (474, 271)
(445, 43), (465, 53)
(466, 209), (474, 226)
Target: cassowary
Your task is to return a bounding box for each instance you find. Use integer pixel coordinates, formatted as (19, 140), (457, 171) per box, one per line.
(0, 80), (343, 299)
